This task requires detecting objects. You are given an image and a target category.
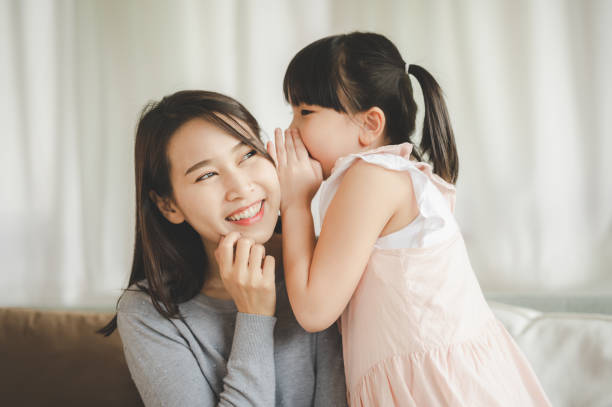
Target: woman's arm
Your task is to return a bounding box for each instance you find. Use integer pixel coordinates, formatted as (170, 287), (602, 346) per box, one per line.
(117, 233), (278, 406)
(117, 299), (277, 407)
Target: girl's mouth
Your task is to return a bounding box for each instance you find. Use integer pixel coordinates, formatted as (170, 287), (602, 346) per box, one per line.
(225, 200), (265, 225)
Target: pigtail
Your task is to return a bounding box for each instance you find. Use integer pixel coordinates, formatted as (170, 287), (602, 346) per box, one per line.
(407, 64), (458, 184)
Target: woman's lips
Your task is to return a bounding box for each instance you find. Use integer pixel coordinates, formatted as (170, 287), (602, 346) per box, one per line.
(226, 200), (265, 225)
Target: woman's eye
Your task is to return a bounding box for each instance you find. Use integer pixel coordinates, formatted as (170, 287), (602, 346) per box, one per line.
(241, 149), (257, 161)
(301, 109), (313, 116)
(196, 172), (216, 182)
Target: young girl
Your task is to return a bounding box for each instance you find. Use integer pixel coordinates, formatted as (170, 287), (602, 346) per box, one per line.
(99, 90), (347, 406)
(270, 32), (551, 406)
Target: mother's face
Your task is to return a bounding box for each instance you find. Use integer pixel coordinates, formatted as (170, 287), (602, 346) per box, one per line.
(160, 118), (280, 248)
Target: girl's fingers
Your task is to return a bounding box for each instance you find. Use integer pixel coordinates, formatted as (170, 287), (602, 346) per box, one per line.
(274, 128), (286, 167)
(266, 141), (278, 166)
(292, 129), (309, 161)
(284, 128), (296, 160)
(310, 157), (323, 179)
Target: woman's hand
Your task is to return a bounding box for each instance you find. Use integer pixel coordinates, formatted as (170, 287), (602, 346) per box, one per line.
(214, 232), (276, 316)
(267, 128), (323, 212)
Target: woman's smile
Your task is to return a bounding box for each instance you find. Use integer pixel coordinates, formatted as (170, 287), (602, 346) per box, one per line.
(226, 199), (265, 225)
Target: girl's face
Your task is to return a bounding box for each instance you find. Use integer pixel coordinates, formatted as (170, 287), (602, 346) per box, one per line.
(289, 104), (363, 178)
(164, 118), (281, 248)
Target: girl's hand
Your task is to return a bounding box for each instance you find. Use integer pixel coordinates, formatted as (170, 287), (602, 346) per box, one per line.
(214, 232), (276, 316)
(268, 128), (323, 212)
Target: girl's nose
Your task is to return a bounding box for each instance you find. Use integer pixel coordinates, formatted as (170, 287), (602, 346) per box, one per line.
(289, 116), (298, 130)
(225, 171), (254, 201)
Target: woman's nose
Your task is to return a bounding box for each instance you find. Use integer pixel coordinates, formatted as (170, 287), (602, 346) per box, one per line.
(225, 171), (254, 201)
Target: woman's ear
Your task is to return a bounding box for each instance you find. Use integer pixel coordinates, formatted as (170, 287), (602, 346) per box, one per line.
(149, 190), (185, 224)
(358, 107), (386, 147)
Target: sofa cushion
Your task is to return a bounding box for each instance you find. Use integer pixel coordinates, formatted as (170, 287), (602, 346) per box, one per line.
(490, 301), (612, 407)
(0, 307), (143, 406)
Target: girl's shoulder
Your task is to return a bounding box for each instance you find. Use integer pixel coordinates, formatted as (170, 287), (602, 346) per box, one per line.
(315, 143), (457, 239)
(328, 142), (456, 213)
(316, 143), (418, 225)
(340, 156), (413, 208)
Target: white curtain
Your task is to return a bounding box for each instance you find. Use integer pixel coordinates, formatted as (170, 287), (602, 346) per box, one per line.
(1, 0), (611, 307)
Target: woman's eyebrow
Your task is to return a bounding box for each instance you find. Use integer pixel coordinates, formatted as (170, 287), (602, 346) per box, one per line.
(184, 141), (246, 176)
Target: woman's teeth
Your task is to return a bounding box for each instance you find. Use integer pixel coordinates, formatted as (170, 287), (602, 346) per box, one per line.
(227, 201), (262, 221)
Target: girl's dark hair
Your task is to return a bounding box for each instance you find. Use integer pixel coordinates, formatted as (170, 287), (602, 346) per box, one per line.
(98, 90), (272, 336)
(283, 32), (458, 184)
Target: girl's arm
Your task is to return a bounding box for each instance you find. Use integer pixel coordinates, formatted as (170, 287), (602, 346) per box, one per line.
(271, 129), (410, 332)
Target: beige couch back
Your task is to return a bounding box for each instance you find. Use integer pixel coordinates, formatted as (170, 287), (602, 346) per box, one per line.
(0, 307), (143, 406)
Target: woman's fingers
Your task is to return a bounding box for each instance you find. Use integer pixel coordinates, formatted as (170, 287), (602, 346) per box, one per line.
(248, 243), (266, 274)
(234, 237), (254, 282)
(216, 235), (276, 316)
(262, 255), (275, 283)
(215, 232), (241, 275)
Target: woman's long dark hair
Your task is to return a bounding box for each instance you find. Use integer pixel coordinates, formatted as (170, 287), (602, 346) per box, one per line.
(283, 32), (458, 184)
(98, 90), (272, 336)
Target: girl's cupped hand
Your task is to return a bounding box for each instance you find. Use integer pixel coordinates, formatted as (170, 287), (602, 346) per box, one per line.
(267, 128), (322, 212)
(214, 232), (276, 316)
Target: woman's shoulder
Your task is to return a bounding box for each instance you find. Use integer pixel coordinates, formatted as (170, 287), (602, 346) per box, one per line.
(117, 282), (158, 317)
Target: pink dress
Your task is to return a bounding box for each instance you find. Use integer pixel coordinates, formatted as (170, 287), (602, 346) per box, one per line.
(316, 143), (551, 406)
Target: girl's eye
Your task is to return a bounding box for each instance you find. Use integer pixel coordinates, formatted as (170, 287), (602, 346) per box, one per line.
(301, 109), (313, 116)
(196, 172), (216, 182)
(241, 149), (257, 161)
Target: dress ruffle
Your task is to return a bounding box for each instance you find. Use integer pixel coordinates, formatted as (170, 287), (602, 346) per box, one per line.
(348, 319), (551, 407)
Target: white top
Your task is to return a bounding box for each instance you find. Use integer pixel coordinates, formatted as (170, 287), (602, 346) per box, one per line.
(313, 143), (458, 250)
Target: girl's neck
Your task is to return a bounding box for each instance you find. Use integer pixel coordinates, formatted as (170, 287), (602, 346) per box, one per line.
(365, 135), (391, 151)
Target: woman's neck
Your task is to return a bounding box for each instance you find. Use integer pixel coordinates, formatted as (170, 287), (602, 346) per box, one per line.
(200, 239), (232, 300)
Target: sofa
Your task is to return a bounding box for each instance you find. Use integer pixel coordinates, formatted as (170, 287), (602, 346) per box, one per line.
(488, 300), (612, 407)
(0, 307), (143, 406)
(1, 300), (611, 406)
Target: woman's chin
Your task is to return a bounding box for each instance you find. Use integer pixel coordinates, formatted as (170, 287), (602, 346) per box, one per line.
(240, 227), (275, 244)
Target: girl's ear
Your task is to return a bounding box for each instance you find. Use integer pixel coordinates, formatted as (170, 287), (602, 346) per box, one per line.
(149, 190), (185, 224)
(358, 106), (386, 147)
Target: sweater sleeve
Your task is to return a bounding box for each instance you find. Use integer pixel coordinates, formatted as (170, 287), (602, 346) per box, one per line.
(117, 304), (277, 407)
(313, 325), (348, 406)
(220, 313), (277, 405)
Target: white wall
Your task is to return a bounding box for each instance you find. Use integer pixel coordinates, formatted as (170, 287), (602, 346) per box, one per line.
(1, 0), (611, 307)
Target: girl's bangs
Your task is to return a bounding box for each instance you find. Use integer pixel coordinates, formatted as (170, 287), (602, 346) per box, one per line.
(283, 40), (346, 112)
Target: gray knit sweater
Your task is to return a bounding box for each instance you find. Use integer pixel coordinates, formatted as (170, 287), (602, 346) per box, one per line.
(117, 280), (347, 407)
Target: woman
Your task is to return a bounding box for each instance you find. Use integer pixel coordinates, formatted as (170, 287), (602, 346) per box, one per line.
(99, 90), (347, 406)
